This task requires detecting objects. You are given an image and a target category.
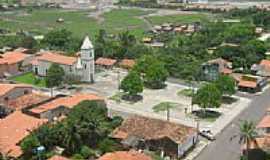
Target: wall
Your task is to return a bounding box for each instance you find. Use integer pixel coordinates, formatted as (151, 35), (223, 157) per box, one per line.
(0, 87), (32, 103)
(177, 132), (198, 158)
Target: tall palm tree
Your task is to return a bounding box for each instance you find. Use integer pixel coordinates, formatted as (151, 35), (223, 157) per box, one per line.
(238, 120), (258, 160)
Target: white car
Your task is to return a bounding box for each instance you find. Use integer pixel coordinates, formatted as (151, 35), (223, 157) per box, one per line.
(199, 129), (216, 141)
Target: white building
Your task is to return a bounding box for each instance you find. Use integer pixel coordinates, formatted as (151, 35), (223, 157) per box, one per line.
(32, 36), (95, 83)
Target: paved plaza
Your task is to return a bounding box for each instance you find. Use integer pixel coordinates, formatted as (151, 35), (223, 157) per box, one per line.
(77, 69), (251, 136)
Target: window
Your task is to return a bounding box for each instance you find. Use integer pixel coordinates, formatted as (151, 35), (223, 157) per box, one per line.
(4, 97), (9, 101)
(70, 66), (72, 72)
(24, 90), (29, 95)
(84, 64), (87, 69)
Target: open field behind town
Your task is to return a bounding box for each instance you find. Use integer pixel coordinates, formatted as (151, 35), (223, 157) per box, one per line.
(0, 8), (212, 38)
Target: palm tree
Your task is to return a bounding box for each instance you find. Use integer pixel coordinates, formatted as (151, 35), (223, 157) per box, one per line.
(153, 102), (177, 121)
(238, 120), (258, 160)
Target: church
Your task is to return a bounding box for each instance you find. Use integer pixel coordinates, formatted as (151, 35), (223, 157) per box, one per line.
(32, 36), (95, 83)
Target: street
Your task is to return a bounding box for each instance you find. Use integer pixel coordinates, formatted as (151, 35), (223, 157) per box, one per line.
(195, 88), (270, 160)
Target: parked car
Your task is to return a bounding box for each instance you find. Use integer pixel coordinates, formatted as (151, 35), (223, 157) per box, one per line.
(199, 129), (216, 141)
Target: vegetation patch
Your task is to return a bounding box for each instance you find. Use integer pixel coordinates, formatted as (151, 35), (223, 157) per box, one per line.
(177, 88), (194, 97)
(10, 72), (46, 87)
(191, 110), (221, 122)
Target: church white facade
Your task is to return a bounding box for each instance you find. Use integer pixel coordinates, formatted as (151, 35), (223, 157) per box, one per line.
(32, 36), (95, 83)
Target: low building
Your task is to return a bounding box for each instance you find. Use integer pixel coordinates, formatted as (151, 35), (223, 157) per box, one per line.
(0, 51), (31, 77)
(257, 108), (270, 136)
(201, 58), (232, 81)
(95, 57), (117, 69)
(25, 93), (104, 121)
(119, 59), (136, 70)
(0, 111), (47, 157)
(252, 59), (270, 77)
(0, 83), (33, 105)
(111, 116), (198, 159)
(98, 150), (152, 160)
(237, 75), (267, 93)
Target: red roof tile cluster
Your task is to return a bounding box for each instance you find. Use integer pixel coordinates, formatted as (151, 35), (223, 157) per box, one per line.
(98, 151), (152, 160)
(6, 93), (49, 111)
(257, 115), (270, 128)
(238, 80), (257, 88)
(30, 93), (103, 114)
(0, 83), (32, 97)
(0, 52), (28, 65)
(0, 111), (47, 157)
(260, 59), (270, 68)
(37, 52), (77, 66)
(119, 59), (135, 69)
(95, 57), (117, 66)
(112, 116), (196, 144)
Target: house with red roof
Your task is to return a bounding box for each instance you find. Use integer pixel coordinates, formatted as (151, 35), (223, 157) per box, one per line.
(0, 51), (32, 78)
(24, 93), (104, 121)
(111, 116), (198, 159)
(32, 36), (95, 83)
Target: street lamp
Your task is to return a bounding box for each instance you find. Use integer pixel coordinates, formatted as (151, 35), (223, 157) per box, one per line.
(36, 146), (45, 160)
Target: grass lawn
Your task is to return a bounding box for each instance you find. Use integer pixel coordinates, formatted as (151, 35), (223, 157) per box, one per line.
(0, 8), (152, 38)
(10, 72), (46, 87)
(146, 13), (212, 25)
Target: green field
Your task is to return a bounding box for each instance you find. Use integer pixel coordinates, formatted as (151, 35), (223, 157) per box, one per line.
(146, 13), (212, 25)
(10, 72), (46, 87)
(0, 8), (213, 38)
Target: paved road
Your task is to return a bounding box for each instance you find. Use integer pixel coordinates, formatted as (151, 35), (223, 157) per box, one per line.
(195, 88), (270, 160)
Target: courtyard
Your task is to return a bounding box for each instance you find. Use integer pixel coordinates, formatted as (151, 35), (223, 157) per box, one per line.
(79, 69), (251, 136)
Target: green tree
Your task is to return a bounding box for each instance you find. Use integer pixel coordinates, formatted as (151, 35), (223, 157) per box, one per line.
(41, 29), (80, 54)
(215, 75), (236, 96)
(120, 71), (143, 98)
(45, 63), (65, 96)
(192, 83), (222, 116)
(20, 135), (40, 159)
(144, 60), (168, 89)
(153, 102), (177, 121)
(238, 120), (258, 160)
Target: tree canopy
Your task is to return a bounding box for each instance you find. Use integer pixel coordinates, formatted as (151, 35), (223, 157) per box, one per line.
(192, 83), (222, 111)
(120, 71), (143, 97)
(45, 63), (65, 88)
(215, 75), (236, 96)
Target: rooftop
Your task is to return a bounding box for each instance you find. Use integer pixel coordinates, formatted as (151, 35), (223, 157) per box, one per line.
(257, 115), (270, 128)
(0, 111), (47, 157)
(112, 116), (196, 144)
(98, 151), (152, 160)
(29, 93), (103, 114)
(6, 93), (49, 111)
(119, 59), (136, 69)
(238, 80), (257, 89)
(0, 83), (32, 97)
(81, 36), (93, 49)
(260, 59), (270, 68)
(0, 51), (28, 65)
(37, 52), (77, 66)
(95, 57), (117, 66)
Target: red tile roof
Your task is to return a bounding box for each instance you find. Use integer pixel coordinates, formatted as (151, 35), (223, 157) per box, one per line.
(48, 155), (69, 160)
(0, 52), (28, 65)
(0, 111), (47, 157)
(7, 93), (49, 111)
(112, 116), (196, 144)
(98, 151), (152, 160)
(30, 93), (103, 114)
(257, 115), (270, 128)
(0, 83), (32, 97)
(119, 59), (135, 69)
(95, 57), (117, 66)
(260, 59), (270, 68)
(38, 52), (77, 66)
(238, 80), (257, 88)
